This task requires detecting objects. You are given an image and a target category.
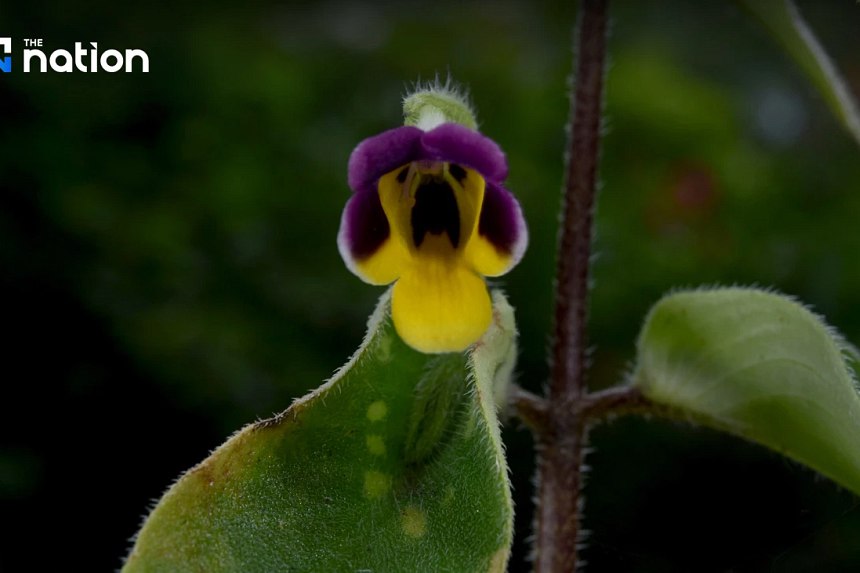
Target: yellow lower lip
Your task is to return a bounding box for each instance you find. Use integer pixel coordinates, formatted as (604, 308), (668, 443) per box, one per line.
(391, 261), (492, 353)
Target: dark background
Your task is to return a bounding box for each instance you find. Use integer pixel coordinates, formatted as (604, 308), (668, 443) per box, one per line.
(2, 1), (860, 571)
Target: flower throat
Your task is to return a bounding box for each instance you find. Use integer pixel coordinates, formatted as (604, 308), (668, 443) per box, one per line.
(411, 177), (461, 249)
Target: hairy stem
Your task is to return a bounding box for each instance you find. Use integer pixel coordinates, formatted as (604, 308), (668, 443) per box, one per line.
(534, 1), (609, 571)
(578, 385), (651, 421)
(514, 385), (649, 430)
(549, 0), (607, 406)
(511, 386), (550, 434)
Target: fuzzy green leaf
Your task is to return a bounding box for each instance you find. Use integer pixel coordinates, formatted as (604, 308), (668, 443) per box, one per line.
(740, 0), (860, 146)
(635, 287), (860, 494)
(124, 290), (516, 572)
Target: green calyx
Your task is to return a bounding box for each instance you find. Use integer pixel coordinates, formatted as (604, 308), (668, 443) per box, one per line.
(403, 81), (479, 131)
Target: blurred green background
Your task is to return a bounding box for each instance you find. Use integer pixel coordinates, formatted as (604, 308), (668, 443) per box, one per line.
(2, 1), (860, 571)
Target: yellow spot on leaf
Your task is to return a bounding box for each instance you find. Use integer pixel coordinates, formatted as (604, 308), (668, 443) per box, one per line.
(376, 334), (392, 363)
(363, 470), (390, 499)
(367, 400), (388, 422)
(366, 434), (386, 456)
(401, 505), (426, 538)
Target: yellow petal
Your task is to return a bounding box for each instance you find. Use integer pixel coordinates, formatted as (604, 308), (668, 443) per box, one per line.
(464, 234), (517, 277)
(391, 261), (492, 353)
(351, 236), (409, 285)
(377, 166), (416, 253)
(449, 164), (484, 254)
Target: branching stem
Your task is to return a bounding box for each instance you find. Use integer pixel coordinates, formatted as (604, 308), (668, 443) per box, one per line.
(527, 1), (611, 571)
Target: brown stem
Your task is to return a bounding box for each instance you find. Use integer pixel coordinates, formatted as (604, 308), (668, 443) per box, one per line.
(513, 385), (649, 432)
(510, 386), (550, 434)
(534, 1), (609, 572)
(578, 385), (650, 421)
(549, 0), (607, 407)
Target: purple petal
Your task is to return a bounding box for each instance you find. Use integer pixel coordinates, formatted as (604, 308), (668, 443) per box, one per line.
(420, 123), (508, 183)
(348, 126), (423, 193)
(479, 181), (528, 263)
(338, 190), (389, 263)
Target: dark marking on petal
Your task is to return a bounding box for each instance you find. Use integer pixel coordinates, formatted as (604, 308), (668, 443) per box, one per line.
(412, 179), (460, 249)
(449, 164), (467, 183)
(349, 191), (390, 259)
(479, 183), (519, 253)
(396, 166), (409, 184)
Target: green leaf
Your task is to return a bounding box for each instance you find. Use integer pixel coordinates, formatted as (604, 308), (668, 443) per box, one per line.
(634, 287), (860, 494)
(124, 290), (516, 572)
(739, 0), (860, 146)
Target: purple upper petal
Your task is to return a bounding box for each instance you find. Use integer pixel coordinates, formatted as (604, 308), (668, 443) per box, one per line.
(419, 123), (508, 183)
(347, 123), (509, 194)
(348, 126), (424, 194)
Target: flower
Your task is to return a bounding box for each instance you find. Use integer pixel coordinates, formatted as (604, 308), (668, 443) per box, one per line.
(338, 114), (527, 354)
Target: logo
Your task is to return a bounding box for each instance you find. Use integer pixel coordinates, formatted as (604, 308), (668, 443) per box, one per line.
(0, 38), (10, 73)
(0, 38), (149, 73)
